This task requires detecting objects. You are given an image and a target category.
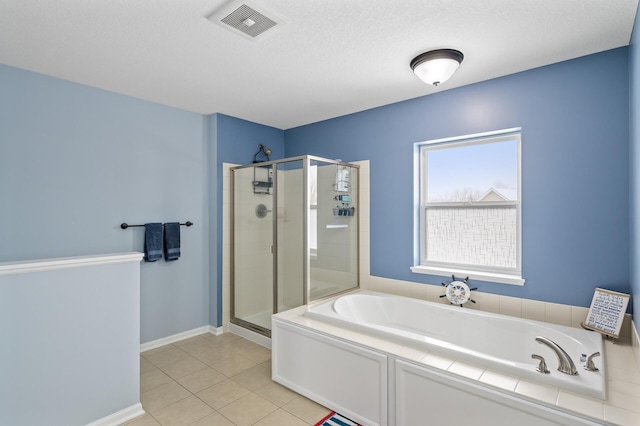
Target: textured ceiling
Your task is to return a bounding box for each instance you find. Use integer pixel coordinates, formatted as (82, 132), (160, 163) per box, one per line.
(0, 0), (638, 129)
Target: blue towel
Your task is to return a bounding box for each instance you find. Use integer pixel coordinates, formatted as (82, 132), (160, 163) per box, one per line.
(164, 222), (181, 261)
(144, 223), (163, 262)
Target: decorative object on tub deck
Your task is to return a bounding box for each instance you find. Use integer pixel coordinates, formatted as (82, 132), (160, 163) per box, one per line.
(163, 222), (181, 261)
(580, 287), (630, 339)
(314, 411), (361, 426)
(440, 275), (477, 306)
(143, 223), (163, 262)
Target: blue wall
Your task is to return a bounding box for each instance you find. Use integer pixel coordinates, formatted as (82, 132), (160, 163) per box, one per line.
(630, 8), (640, 332)
(214, 114), (285, 325)
(1, 257), (141, 425)
(286, 48), (631, 308)
(0, 65), (210, 342)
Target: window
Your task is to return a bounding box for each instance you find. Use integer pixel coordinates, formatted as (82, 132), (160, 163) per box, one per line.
(411, 129), (523, 285)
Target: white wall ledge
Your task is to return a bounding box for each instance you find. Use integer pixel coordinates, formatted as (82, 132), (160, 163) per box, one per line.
(0, 252), (144, 276)
(410, 265), (525, 286)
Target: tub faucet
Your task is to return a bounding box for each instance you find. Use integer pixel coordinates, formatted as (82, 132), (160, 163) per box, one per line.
(535, 336), (578, 375)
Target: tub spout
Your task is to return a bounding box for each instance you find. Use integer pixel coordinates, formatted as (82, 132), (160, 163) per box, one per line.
(535, 336), (578, 375)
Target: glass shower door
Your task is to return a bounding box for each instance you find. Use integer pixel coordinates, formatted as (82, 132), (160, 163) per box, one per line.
(231, 165), (274, 334)
(276, 159), (305, 314)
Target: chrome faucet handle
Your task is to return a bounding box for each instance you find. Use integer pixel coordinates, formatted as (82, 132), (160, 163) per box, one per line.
(584, 352), (600, 372)
(532, 354), (550, 374)
(535, 336), (578, 375)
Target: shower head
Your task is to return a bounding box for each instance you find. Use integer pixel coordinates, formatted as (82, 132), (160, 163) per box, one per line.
(253, 144), (272, 163)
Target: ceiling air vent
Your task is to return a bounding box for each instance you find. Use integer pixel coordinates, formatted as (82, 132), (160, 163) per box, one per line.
(207, 0), (287, 41)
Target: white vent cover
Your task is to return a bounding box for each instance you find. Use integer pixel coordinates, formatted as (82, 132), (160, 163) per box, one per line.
(207, 0), (287, 41)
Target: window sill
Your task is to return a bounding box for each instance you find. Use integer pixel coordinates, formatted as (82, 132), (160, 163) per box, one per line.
(410, 265), (525, 286)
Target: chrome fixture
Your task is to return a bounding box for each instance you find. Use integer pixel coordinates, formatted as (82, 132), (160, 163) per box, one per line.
(253, 144), (272, 163)
(531, 354), (550, 374)
(535, 336), (578, 375)
(584, 352), (600, 372)
(255, 203), (271, 219)
(410, 49), (464, 86)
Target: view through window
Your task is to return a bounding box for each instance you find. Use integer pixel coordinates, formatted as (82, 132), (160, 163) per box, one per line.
(418, 130), (521, 277)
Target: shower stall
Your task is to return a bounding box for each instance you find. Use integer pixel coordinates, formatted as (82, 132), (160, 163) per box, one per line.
(230, 155), (359, 337)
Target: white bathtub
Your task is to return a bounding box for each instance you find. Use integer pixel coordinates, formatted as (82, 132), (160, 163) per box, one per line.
(304, 290), (605, 400)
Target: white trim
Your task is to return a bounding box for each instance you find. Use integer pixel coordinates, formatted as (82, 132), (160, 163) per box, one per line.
(140, 325), (220, 352)
(633, 320), (640, 372)
(414, 129), (522, 281)
(85, 403), (144, 426)
(410, 265), (525, 286)
(229, 323), (272, 349)
(415, 127), (522, 147)
(0, 252), (144, 276)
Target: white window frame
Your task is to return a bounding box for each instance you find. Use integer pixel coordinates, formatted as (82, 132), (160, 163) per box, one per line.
(411, 128), (524, 286)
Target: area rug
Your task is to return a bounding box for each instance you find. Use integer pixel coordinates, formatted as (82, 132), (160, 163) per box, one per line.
(314, 411), (361, 426)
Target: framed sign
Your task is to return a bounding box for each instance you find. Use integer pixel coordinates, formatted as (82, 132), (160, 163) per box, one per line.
(581, 288), (630, 338)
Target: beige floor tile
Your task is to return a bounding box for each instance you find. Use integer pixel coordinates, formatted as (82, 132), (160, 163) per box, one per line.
(122, 413), (161, 426)
(179, 339), (219, 357)
(141, 344), (175, 358)
(282, 396), (332, 424)
(252, 409), (309, 426)
(152, 395), (215, 426)
(141, 369), (174, 393)
(172, 335), (209, 347)
(212, 354), (257, 377)
(141, 357), (158, 374)
(192, 345), (237, 366)
(159, 356), (207, 380)
(176, 367), (227, 394)
(203, 332), (241, 346)
(196, 379), (250, 410)
(224, 337), (264, 353)
(231, 364), (272, 391)
(217, 392), (278, 426)
(145, 347), (191, 368)
(255, 382), (299, 407)
(243, 346), (272, 364)
(140, 381), (191, 413)
(189, 412), (235, 426)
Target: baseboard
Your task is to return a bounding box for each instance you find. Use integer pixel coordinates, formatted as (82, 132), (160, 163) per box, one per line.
(633, 320), (640, 372)
(140, 325), (222, 352)
(229, 323), (271, 349)
(85, 403), (144, 426)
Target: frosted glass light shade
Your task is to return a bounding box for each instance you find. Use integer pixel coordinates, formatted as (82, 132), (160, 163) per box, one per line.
(410, 49), (464, 86)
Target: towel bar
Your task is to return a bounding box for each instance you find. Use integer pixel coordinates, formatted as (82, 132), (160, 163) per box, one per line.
(121, 221), (193, 229)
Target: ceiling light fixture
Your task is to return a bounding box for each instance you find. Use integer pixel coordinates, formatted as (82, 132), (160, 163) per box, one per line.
(410, 49), (464, 86)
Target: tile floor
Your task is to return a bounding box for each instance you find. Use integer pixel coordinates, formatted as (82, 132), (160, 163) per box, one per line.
(124, 332), (332, 426)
